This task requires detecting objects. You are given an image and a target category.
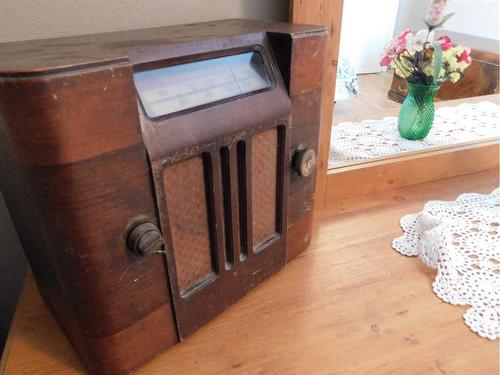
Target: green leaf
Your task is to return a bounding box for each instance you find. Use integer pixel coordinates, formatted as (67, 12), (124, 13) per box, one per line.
(433, 42), (443, 84)
(433, 12), (455, 29)
(422, 19), (433, 29)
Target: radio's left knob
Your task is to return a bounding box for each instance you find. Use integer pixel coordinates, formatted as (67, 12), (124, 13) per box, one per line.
(127, 222), (164, 256)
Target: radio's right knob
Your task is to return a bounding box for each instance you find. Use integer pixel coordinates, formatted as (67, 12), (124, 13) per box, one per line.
(294, 149), (316, 177)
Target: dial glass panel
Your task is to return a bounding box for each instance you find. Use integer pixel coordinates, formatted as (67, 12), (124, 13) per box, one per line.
(134, 51), (271, 118)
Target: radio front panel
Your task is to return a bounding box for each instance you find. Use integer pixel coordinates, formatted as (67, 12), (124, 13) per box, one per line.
(152, 126), (288, 337)
(138, 41), (291, 336)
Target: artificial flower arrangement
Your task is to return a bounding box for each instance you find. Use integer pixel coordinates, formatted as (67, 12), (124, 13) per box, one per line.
(380, 0), (472, 140)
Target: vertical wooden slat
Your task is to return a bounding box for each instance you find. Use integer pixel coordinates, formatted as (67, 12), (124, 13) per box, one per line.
(228, 145), (242, 267)
(290, 0), (344, 207)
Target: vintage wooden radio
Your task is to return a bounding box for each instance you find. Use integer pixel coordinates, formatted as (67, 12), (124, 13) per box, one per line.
(0, 19), (326, 374)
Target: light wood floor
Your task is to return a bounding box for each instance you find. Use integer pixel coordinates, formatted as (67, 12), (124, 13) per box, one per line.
(333, 72), (500, 125)
(1, 169), (499, 374)
(333, 72), (401, 125)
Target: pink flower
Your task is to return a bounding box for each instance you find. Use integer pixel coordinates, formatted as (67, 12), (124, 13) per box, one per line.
(386, 29), (411, 55)
(426, 0), (448, 25)
(458, 47), (472, 64)
(380, 54), (393, 67)
(379, 28), (412, 67)
(438, 35), (452, 50)
(398, 29), (412, 41)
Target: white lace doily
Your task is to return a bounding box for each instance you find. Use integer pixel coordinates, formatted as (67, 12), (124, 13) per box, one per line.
(393, 189), (500, 340)
(330, 101), (499, 168)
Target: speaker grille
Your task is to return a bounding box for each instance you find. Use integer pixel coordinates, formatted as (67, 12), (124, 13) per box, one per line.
(251, 128), (278, 249)
(162, 127), (282, 295)
(163, 156), (214, 293)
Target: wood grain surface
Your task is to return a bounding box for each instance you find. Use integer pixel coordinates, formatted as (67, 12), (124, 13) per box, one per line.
(291, 0), (344, 208)
(0, 19), (325, 74)
(0, 19), (327, 373)
(2, 169), (498, 375)
(327, 141), (499, 203)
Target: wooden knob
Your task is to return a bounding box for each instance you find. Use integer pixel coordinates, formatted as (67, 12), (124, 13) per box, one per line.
(126, 222), (164, 256)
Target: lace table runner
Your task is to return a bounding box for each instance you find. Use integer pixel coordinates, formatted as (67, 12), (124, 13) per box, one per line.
(393, 189), (500, 340)
(329, 101), (499, 168)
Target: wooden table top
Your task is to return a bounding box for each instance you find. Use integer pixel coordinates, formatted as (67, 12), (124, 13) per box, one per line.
(1, 169), (499, 374)
(333, 82), (499, 126)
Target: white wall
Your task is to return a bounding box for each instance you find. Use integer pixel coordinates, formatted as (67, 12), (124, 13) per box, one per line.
(445, 0), (499, 40)
(339, 0), (400, 74)
(0, 0), (289, 42)
(394, 0), (499, 40)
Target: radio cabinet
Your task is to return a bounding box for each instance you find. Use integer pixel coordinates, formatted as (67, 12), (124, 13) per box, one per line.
(0, 19), (326, 374)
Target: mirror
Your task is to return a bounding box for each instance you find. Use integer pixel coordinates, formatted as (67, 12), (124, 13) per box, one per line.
(329, 0), (499, 170)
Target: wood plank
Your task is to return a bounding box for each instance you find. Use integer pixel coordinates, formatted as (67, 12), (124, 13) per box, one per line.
(2, 170), (498, 374)
(326, 140), (499, 203)
(291, 0), (344, 208)
(325, 169), (499, 216)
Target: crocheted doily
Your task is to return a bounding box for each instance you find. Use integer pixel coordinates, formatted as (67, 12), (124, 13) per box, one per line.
(330, 101), (499, 168)
(393, 189), (500, 340)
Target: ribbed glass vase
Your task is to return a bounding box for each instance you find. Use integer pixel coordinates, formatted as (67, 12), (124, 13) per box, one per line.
(398, 83), (440, 140)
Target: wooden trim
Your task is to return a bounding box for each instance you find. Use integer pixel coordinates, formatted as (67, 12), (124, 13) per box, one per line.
(290, 0), (344, 208)
(326, 140), (500, 203)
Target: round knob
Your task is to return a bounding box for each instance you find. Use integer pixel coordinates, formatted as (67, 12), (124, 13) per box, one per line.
(294, 149), (316, 177)
(127, 222), (164, 256)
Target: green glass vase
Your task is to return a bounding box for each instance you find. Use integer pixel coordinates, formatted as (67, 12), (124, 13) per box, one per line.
(398, 83), (440, 140)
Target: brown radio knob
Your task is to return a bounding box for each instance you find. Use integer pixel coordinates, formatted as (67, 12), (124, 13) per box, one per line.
(127, 222), (164, 256)
(294, 148), (316, 177)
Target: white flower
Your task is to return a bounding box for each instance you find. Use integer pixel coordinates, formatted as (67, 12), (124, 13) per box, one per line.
(406, 29), (435, 53)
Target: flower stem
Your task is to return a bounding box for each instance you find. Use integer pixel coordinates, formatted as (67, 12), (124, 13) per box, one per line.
(393, 58), (411, 79)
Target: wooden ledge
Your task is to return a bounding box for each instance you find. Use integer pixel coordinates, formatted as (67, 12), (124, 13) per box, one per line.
(326, 139), (499, 204)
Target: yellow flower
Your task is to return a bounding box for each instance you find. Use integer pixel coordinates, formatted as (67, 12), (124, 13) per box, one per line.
(390, 57), (413, 78)
(391, 61), (408, 78)
(449, 72), (461, 83)
(457, 61), (469, 72)
(423, 64), (434, 76)
(447, 58), (460, 71)
(450, 46), (464, 56)
(423, 63), (446, 79)
(442, 49), (455, 64)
